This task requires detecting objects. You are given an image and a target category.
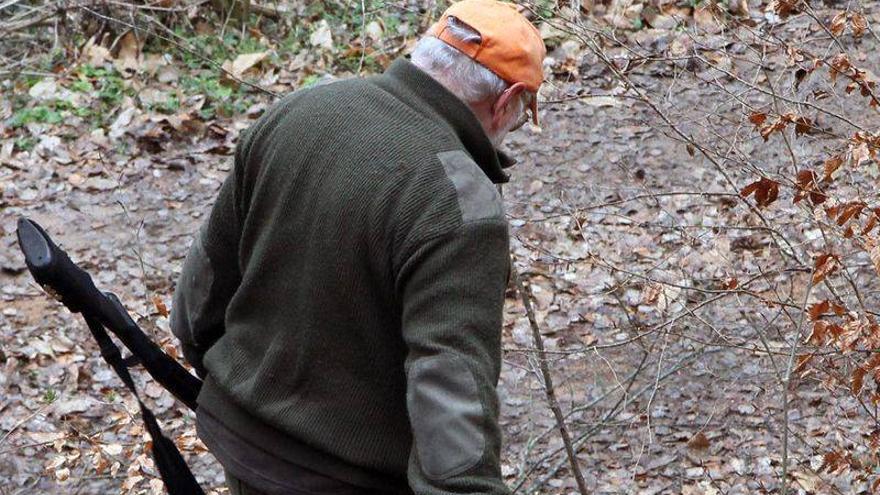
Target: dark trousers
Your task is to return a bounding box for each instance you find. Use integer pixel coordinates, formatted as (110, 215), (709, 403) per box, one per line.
(224, 469), (389, 495)
(226, 469), (267, 495)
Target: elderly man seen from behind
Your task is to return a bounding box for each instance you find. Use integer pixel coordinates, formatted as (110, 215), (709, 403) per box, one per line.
(169, 1), (546, 494)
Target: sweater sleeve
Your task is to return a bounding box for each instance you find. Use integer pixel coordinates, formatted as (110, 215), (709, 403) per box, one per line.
(397, 218), (512, 495)
(170, 135), (247, 378)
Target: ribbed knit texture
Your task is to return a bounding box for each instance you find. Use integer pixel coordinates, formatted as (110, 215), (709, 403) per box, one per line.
(181, 59), (512, 494)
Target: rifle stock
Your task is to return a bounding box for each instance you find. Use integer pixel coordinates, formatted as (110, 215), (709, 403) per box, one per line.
(16, 217), (202, 411)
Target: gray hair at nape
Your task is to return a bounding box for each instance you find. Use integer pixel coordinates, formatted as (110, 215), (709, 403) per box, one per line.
(411, 16), (527, 114)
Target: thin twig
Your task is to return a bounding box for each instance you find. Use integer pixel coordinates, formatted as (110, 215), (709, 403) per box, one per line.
(512, 259), (590, 494)
(780, 268), (817, 495)
(357, 0), (367, 74)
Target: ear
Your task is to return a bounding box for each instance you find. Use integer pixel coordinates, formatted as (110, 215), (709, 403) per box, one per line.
(491, 82), (527, 128)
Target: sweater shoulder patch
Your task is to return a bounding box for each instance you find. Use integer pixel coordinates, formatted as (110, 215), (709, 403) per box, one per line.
(436, 150), (504, 223)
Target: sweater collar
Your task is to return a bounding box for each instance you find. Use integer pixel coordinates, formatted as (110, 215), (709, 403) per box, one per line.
(375, 59), (510, 184)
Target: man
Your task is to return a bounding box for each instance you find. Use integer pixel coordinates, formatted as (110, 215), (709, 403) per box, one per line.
(170, 1), (545, 493)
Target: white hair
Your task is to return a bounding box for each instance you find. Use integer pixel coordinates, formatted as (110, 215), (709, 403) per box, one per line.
(411, 16), (530, 113)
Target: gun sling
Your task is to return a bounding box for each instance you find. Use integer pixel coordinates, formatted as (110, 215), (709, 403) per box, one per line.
(16, 217), (205, 494)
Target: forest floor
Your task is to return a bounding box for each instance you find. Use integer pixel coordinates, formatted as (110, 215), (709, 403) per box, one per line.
(3, 3), (880, 494)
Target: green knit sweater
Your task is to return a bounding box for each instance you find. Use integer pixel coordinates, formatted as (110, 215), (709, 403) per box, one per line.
(171, 59), (513, 494)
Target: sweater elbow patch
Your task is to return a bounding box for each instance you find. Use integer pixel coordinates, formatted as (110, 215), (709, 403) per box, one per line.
(437, 150), (504, 223)
(407, 354), (486, 480)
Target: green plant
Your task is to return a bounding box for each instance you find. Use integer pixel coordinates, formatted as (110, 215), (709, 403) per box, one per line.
(69, 79), (93, 93)
(281, 25), (308, 52)
(149, 94), (181, 114)
(179, 73), (256, 119)
(180, 34), (231, 69)
(21, 74), (42, 89)
(175, 29), (269, 71)
(53, 100), (95, 121)
(73, 106), (95, 119)
(299, 74), (321, 88)
(9, 105), (63, 128)
(78, 65), (129, 106)
(335, 50), (384, 74)
(14, 136), (36, 151)
(532, 0), (558, 19)
(383, 14), (402, 35)
(97, 77), (125, 105)
(231, 33), (265, 54)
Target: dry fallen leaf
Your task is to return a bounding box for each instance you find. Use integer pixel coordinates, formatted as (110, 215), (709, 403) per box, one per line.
(687, 431), (711, 450)
(851, 142), (870, 167)
(728, 0), (749, 16)
(794, 354), (813, 374)
(740, 177), (780, 207)
(365, 20), (384, 42)
(145, 382), (164, 399)
(823, 155), (843, 180)
(309, 19), (334, 50)
(114, 30), (141, 73)
(829, 12), (847, 37)
(222, 51), (270, 80)
(53, 397), (92, 416)
(866, 236), (880, 278)
(748, 111), (767, 127)
(694, 5), (722, 34)
(122, 475), (144, 491)
(67, 173), (85, 187)
(812, 253), (839, 284)
(82, 37), (111, 66)
(100, 443), (123, 456)
(54, 467), (70, 482)
(28, 78), (61, 101)
(791, 470), (822, 491)
(851, 13), (867, 37)
(149, 478), (165, 495)
(109, 107), (137, 139)
(153, 295), (169, 317)
(852, 367), (866, 395)
(642, 283), (662, 306)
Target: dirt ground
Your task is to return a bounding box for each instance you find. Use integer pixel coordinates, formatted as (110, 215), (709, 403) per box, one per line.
(3, 6), (880, 494)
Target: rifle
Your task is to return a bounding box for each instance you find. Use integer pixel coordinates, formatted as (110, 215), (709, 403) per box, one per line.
(16, 217), (205, 495)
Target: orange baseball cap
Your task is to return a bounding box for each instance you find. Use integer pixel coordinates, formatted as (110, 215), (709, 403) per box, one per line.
(428, 0), (546, 124)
